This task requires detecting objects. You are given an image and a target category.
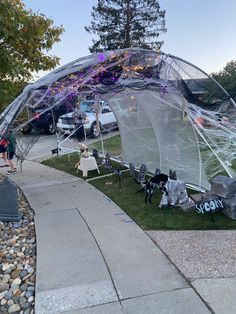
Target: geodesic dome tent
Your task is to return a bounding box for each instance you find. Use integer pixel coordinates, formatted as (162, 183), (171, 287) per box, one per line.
(1, 48), (236, 190)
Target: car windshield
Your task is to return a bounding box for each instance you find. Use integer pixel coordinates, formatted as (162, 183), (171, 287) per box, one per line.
(80, 101), (96, 113)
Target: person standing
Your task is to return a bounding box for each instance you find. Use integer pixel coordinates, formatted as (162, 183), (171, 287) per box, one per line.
(0, 136), (9, 167)
(5, 131), (17, 174)
(72, 101), (87, 141)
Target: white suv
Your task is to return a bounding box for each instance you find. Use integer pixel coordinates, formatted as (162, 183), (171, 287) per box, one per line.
(57, 100), (118, 137)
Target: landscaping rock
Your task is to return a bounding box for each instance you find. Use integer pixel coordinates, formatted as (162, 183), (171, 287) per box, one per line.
(13, 222), (21, 229)
(12, 278), (21, 285)
(11, 269), (21, 279)
(4, 292), (13, 300)
(1, 298), (7, 306)
(21, 301), (31, 310)
(0, 292), (6, 300)
(200, 192), (218, 201)
(222, 196), (236, 220)
(0, 189), (36, 313)
(2, 274), (11, 283)
(8, 303), (21, 313)
(2, 263), (13, 272)
(211, 175), (236, 198)
(19, 270), (28, 279)
(0, 284), (9, 293)
(25, 291), (34, 299)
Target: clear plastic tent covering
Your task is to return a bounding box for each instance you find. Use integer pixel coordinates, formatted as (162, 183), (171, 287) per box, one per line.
(1, 48), (236, 190)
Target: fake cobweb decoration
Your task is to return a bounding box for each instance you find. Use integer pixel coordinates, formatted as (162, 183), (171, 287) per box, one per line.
(0, 48), (236, 190)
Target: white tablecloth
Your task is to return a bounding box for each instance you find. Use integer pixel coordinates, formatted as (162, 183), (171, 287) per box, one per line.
(78, 156), (100, 177)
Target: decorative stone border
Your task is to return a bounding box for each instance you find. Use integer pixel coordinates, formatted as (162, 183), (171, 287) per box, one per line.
(0, 188), (36, 314)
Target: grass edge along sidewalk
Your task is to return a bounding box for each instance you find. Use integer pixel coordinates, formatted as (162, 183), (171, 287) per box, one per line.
(42, 153), (236, 231)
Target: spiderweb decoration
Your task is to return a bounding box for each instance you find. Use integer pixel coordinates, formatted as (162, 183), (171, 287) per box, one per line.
(187, 101), (236, 178)
(0, 48), (236, 190)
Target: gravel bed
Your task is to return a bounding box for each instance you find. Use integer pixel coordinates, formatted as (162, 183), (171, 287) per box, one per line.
(147, 230), (236, 281)
(0, 189), (36, 314)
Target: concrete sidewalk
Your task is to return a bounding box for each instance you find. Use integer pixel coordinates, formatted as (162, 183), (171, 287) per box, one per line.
(1, 161), (212, 313)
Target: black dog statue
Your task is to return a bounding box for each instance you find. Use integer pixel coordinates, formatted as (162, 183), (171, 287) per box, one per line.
(139, 173), (169, 204)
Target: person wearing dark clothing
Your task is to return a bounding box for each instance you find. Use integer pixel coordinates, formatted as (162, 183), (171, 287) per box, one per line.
(5, 132), (17, 173)
(72, 101), (87, 141)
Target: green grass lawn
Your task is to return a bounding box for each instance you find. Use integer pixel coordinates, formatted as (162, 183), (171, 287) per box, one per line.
(42, 151), (126, 180)
(42, 144), (236, 230)
(88, 134), (121, 156)
(91, 171), (236, 230)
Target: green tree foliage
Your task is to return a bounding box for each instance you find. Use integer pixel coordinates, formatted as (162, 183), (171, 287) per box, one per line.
(85, 0), (166, 52)
(0, 80), (26, 112)
(212, 60), (236, 101)
(0, 0), (64, 111)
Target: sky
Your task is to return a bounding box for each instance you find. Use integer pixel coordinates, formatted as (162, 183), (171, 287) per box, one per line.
(23, 0), (236, 79)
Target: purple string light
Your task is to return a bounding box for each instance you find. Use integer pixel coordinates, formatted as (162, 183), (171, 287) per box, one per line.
(97, 53), (106, 62)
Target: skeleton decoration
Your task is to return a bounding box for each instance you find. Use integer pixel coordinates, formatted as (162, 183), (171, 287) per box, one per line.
(1, 48), (236, 190)
(79, 143), (90, 158)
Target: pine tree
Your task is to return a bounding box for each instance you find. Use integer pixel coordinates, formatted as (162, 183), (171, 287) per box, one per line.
(212, 60), (236, 101)
(85, 0), (166, 52)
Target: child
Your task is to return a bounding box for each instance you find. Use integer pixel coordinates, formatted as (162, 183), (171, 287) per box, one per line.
(5, 131), (17, 174)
